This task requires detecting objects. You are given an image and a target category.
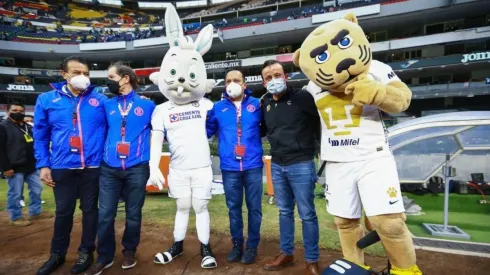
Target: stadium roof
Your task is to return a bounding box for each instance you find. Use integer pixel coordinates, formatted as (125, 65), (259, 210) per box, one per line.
(77, 0), (232, 8)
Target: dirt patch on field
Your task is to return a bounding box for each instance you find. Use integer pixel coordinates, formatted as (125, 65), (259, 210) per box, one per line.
(0, 212), (488, 275)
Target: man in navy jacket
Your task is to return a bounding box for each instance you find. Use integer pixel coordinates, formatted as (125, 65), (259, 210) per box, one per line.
(206, 69), (263, 265)
(34, 56), (107, 275)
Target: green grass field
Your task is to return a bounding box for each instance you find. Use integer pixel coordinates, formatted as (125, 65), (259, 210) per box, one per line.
(1, 179), (489, 257)
(404, 193), (490, 242)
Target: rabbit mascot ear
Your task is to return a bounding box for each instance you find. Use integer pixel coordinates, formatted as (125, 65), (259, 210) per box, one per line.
(194, 24), (214, 56)
(164, 3), (186, 47)
(151, 4), (215, 105)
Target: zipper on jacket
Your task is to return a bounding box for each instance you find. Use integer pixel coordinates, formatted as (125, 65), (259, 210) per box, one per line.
(121, 98), (126, 171)
(238, 106), (243, 172)
(225, 96), (246, 171)
(231, 98), (243, 172)
(76, 95), (86, 168)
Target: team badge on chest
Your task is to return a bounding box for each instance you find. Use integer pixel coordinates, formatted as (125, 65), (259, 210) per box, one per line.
(88, 98), (99, 107)
(247, 104), (256, 112)
(134, 106), (144, 116)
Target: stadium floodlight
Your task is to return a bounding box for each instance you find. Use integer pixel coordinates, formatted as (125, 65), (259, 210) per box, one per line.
(138, 2), (169, 9)
(211, 0), (234, 4)
(176, 0), (207, 8)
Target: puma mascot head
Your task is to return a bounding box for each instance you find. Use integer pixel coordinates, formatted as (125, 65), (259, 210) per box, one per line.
(293, 13), (412, 113)
(294, 13), (372, 92)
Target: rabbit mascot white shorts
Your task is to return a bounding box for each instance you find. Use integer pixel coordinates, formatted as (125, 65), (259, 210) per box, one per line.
(146, 4), (217, 269)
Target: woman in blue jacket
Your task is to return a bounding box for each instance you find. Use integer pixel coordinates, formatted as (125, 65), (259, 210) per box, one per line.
(206, 69), (263, 265)
(84, 63), (155, 275)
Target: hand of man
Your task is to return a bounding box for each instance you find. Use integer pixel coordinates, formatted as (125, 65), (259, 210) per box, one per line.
(40, 167), (55, 187)
(3, 169), (14, 177)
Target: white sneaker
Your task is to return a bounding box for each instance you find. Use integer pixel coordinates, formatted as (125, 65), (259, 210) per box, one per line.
(20, 200), (26, 207)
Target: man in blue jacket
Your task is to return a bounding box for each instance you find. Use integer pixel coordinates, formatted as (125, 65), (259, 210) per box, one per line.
(206, 69), (263, 264)
(84, 63), (155, 275)
(34, 56), (107, 275)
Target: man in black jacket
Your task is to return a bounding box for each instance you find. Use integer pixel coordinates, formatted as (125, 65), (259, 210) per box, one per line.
(0, 102), (51, 226)
(260, 60), (321, 275)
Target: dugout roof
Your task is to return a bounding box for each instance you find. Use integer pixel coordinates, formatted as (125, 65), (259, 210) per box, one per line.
(388, 111), (490, 184)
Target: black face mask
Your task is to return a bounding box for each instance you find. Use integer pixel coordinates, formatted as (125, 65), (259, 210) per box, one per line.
(9, 112), (25, 122)
(107, 79), (122, 95)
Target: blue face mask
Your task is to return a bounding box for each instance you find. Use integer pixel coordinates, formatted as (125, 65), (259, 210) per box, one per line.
(266, 78), (286, 94)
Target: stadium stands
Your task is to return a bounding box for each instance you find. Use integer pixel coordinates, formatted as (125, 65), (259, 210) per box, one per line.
(0, 0), (407, 44)
(184, 0), (245, 19)
(222, 0), (268, 13)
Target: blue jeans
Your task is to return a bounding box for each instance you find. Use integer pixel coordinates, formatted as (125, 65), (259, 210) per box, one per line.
(222, 167), (263, 249)
(6, 170), (42, 220)
(96, 162), (149, 264)
(51, 168), (99, 255)
(271, 160), (319, 263)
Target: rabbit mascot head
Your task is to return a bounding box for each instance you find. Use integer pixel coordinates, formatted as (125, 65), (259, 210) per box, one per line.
(150, 4), (215, 105)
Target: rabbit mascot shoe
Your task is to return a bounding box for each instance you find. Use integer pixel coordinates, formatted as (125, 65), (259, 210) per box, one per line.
(146, 4), (217, 269)
(293, 13), (422, 275)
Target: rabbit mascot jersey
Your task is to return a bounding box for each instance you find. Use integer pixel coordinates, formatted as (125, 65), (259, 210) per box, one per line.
(146, 4), (217, 269)
(293, 13), (422, 275)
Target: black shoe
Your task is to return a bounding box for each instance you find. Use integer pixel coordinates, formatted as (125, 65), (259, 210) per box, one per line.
(71, 252), (94, 274)
(241, 248), (257, 264)
(154, 240), (184, 264)
(200, 242), (217, 269)
(226, 240), (243, 262)
(37, 253), (66, 275)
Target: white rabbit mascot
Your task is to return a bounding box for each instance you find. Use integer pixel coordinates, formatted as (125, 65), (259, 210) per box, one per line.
(147, 4), (217, 269)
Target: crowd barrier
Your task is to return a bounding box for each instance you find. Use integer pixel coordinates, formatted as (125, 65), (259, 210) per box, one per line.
(146, 153), (276, 199)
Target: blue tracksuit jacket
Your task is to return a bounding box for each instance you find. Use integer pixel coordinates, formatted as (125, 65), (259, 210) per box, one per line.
(103, 91), (155, 169)
(206, 89), (263, 171)
(33, 81), (107, 169)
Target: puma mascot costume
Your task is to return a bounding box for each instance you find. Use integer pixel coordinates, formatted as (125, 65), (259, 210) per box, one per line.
(293, 13), (422, 275)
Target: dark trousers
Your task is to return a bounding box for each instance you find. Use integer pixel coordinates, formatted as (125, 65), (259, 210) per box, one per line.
(96, 162), (149, 264)
(221, 167), (263, 249)
(50, 168), (100, 255)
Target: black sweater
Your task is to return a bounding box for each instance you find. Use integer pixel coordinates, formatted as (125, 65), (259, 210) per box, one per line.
(261, 86), (321, 165)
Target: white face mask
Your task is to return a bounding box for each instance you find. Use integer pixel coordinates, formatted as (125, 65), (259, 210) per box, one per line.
(26, 122), (33, 127)
(226, 82), (243, 99)
(68, 75), (91, 91)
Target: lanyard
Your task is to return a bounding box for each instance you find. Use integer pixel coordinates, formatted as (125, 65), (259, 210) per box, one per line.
(71, 97), (80, 133)
(64, 86), (81, 133)
(118, 100), (133, 140)
(17, 124), (30, 136)
(236, 103), (242, 145)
